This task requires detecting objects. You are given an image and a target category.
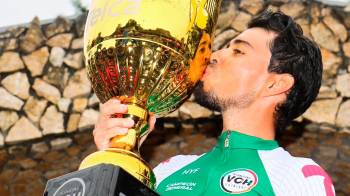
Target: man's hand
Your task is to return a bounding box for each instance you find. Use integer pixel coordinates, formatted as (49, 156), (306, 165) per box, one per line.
(93, 98), (156, 150)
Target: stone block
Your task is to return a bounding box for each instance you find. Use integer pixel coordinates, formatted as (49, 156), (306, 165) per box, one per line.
(6, 117), (42, 143)
(0, 88), (24, 111)
(40, 106), (64, 135)
(22, 47), (49, 76)
(0, 52), (24, 73)
(1, 72), (30, 100)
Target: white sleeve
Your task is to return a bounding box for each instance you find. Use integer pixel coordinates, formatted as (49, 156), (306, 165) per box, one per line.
(153, 154), (200, 187)
(258, 148), (335, 196)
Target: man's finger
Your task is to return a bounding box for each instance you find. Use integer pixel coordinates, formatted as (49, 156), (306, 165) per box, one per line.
(94, 127), (129, 150)
(148, 113), (156, 131)
(100, 99), (128, 118)
(103, 118), (134, 130)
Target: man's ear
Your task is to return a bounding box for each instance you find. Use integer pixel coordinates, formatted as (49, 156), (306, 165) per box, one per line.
(262, 73), (294, 97)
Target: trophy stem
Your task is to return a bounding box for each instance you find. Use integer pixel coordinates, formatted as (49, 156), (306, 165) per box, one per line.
(108, 96), (149, 151)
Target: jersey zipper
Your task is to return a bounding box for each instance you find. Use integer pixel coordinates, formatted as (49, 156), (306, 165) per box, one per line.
(200, 132), (231, 196)
(199, 131), (232, 195)
(224, 130), (231, 147)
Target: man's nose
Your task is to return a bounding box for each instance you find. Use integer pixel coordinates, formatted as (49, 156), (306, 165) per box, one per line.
(209, 51), (219, 65)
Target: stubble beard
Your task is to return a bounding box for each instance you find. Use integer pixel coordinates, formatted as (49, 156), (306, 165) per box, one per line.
(193, 81), (255, 112)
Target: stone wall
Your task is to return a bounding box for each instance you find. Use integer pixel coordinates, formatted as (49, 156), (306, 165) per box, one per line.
(0, 14), (95, 145)
(0, 0), (349, 195)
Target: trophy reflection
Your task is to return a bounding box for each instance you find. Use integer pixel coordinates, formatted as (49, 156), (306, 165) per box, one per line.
(80, 0), (221, 190)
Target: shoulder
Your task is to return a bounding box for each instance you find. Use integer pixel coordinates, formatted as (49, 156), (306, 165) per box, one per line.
(153, 154), (201, 187)
(258, 147), (335, 196)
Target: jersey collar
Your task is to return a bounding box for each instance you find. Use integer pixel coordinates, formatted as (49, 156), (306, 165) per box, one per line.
(216, 130), (279, 150)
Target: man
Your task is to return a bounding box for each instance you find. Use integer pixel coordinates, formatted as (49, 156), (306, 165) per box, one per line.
(93, 11), (335, 195)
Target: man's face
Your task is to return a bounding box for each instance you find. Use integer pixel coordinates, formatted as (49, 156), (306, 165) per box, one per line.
(195, 27), (277, 111)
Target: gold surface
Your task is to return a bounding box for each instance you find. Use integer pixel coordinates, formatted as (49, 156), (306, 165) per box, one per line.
(81, 0), (221, 189)
(79, 148), (156, 189)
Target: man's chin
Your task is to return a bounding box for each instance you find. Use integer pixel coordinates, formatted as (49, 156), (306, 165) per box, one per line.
(193, 81), (221, 111)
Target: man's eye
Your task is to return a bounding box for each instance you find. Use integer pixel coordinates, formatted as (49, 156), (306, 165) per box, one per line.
(233, 49), (244, 55)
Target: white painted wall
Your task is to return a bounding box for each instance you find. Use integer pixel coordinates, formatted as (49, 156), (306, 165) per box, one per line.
(316, 0), (350, 6)
(1, 0), (348, 28)
(1, 0), (91, 28)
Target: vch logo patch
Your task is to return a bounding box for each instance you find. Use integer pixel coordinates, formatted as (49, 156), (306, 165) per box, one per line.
(220, 168), (258, 194)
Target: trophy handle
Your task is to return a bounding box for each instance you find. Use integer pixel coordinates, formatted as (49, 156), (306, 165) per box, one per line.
(109, 97), (149, 151)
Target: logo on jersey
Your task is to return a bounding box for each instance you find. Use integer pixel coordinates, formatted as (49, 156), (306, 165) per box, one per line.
(220, 168), (258, 194)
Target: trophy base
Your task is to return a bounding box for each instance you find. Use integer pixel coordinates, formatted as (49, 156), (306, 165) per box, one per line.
(44, 163), (159, 196)
(79, 148), (156, 189)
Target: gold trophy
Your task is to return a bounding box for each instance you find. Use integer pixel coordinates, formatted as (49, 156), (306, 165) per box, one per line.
(80, 0), (221, 190)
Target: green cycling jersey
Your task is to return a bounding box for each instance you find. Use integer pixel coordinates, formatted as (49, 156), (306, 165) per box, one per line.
(153, 131), (334, 196)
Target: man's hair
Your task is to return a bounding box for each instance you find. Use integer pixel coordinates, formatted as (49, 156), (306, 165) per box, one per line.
(247, 11), (323, 132)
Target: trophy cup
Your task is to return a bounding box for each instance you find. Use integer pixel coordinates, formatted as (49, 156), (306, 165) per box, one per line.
(44, 0), (221, 195)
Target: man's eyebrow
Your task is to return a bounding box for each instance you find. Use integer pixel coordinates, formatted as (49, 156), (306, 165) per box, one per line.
(200, 41), (208, 46)
(231, 39), (254, 49)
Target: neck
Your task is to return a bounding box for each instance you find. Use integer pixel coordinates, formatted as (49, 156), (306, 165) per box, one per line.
(221, 103), (276, 140)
